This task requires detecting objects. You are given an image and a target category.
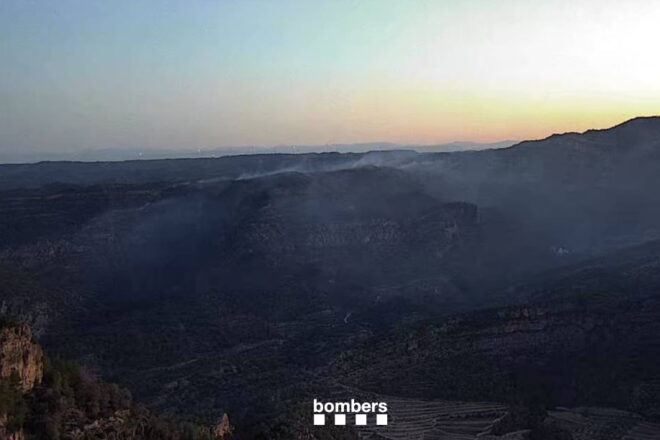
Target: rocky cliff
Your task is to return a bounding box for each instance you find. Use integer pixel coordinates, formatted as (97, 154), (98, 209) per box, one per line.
(0, 324), (43, 393)
(0, 318), (224, 440)
(0, 321), (41, 440)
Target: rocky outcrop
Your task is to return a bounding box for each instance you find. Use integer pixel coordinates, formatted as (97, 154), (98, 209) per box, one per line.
(0, 324), (43, 392)
(214, 413), (234, 439)
(0, 323), (42, 440)
(0, 320), (218, 439)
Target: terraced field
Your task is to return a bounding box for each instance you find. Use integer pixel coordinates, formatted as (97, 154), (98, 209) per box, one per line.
(546, 408), (660, 440)
(623, 421), (660, 440)
(352, 404), (660, 440)
(302, 378), (506, 440)
(355, 399), (505, 440)
(307, 378), (660, 440)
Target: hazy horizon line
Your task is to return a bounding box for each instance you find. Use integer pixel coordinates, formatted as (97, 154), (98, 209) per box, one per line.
(2, 115), (660, 165)
(0, 139), (519, 165)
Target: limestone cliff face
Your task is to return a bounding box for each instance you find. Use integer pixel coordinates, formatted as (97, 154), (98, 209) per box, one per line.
(0, 321), (219, 439)
(237, 201), (478, 267)
(214, 413), (234, 439)
(0, 324), (43, 392)
(0, 324), (40, 440)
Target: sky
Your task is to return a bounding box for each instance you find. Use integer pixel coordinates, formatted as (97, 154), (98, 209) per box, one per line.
(1, 0), (660, 155)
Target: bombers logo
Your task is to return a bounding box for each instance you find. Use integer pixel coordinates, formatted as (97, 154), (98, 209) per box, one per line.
(313, 399), (388, 426)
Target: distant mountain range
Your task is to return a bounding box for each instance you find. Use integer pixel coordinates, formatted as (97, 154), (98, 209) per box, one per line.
(0, 140), (517, 164)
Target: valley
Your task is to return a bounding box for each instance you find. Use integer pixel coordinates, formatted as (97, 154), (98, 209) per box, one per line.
(2, 117), (660, 438)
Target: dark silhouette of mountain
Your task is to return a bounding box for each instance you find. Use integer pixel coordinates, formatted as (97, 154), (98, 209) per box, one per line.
(2, 117), (660, 438)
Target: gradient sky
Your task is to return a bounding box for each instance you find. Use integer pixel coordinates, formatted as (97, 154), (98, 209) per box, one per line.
(1, 0), (660, 153)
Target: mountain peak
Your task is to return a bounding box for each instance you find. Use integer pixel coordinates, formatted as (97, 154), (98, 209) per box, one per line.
(579, 115), (660, 148)
(506, 116), (660, 153)
(584, 116), (660, 134)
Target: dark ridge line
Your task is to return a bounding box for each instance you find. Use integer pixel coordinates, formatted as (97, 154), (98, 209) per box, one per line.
(502, 115), (660, 152)
(2, 116), (660, 167)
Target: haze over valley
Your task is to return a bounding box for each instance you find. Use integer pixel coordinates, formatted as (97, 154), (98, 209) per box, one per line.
(3, 1), (660, 438)
(2, 117), (660, 438)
